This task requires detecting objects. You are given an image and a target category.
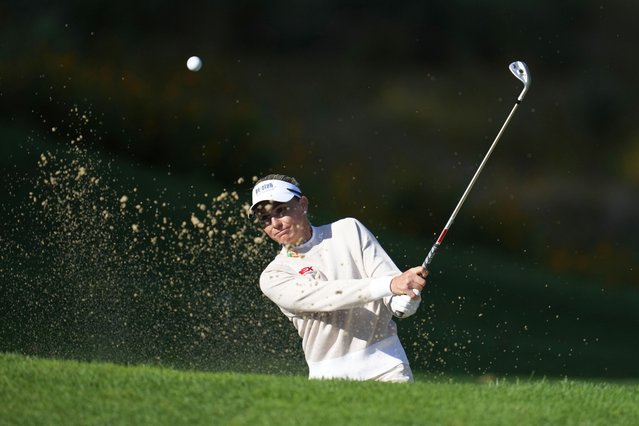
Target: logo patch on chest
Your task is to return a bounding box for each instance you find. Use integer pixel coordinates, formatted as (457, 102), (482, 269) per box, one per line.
(299, 266), (314, 275)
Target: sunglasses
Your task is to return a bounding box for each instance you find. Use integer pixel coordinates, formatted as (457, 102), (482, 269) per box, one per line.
(254, 200), (298, 228)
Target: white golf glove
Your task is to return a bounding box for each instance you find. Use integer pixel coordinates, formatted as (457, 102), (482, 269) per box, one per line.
(390, 292), (421, 318)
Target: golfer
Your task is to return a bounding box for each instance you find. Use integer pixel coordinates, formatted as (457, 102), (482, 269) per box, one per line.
(251, 174), (427, 382)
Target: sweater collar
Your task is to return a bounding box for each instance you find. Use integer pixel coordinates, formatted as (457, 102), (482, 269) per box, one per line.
(282, 225), (318, 257)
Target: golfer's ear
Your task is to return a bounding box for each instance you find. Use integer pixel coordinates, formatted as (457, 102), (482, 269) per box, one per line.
(300, 195), (309, 212)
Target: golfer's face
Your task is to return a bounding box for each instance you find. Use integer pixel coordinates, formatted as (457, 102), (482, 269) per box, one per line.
(257, 197), (309, 246)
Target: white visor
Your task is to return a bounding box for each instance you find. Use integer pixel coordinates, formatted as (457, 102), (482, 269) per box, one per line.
(251, 179), (302, 211)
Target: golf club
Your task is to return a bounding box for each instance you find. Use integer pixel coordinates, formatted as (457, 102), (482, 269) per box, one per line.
(422, 61), (531, 271)
(395, 61), (530, 317)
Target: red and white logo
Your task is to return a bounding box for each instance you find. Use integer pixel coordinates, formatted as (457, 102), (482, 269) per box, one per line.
(299, 266), (314, 275)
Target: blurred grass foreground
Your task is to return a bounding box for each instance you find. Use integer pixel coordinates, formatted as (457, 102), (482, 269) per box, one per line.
(2, 353), (638, 425)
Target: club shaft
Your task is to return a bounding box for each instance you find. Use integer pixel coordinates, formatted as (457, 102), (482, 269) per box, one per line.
(422, 100), (522, 269)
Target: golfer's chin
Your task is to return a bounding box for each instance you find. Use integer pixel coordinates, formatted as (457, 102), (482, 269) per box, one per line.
(274, 231), (302, 246)
(275, 235), (296, 246)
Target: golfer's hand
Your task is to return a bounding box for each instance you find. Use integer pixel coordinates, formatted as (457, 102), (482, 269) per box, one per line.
(390, 266), (427, 299)
(390, 294), (421, 318)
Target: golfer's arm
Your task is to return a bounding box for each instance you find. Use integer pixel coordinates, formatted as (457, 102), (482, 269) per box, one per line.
(260, 272), (394, 313)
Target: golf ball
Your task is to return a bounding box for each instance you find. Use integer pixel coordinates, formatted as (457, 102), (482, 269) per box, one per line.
(186, 56), (202, 72)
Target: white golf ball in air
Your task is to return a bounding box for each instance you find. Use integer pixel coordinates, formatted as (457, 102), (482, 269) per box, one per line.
(186, 56), (202, 72)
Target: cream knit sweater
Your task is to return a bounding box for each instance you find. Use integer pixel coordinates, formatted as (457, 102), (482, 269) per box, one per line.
(259, 217), (411, 380)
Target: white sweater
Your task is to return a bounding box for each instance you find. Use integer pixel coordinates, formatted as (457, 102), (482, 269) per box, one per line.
(259, 217), (410, 380)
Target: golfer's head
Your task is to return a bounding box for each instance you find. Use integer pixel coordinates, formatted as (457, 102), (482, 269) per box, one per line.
(251, 175), (310, 246)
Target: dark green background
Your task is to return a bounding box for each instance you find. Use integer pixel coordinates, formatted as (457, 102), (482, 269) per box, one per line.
(1, 1), (638, 378)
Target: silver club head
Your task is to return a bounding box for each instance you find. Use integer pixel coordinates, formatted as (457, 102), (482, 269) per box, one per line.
(509, 61), (531, 101)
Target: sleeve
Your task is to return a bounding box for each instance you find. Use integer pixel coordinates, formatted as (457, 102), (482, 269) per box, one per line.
(260, 265), (394, 313)
(354, 219), (402, 280)
(354, 219), (403, 312)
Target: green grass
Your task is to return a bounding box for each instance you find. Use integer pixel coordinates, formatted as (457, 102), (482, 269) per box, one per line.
(1, 353), (638, 425)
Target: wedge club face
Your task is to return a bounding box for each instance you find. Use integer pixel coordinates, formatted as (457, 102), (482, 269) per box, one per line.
(509, 61), (531, 101)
